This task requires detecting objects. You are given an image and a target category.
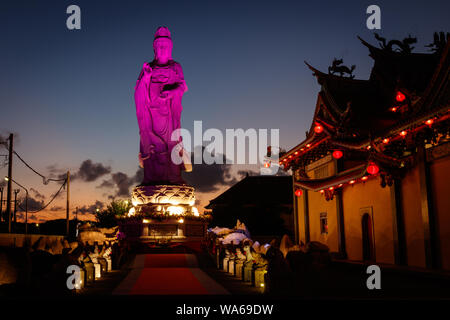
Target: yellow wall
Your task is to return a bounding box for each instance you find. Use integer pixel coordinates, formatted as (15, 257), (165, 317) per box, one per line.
(342, 178), (395, 264)
(296, 194), (307, 245)
(306, 190), (339, 252)
(429, 156), (450, 270)
(401, 165), (426, 268)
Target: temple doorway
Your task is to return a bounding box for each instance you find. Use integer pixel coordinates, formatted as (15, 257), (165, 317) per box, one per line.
(361, 213), (375, 261)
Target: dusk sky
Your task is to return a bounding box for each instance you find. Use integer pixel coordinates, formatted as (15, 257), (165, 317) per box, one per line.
(0, 0), (449, 222)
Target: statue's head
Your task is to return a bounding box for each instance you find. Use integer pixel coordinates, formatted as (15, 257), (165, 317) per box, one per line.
(153, 26), (173, 64)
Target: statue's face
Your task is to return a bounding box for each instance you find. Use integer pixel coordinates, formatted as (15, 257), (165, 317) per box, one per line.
(154, 38), (172, 64)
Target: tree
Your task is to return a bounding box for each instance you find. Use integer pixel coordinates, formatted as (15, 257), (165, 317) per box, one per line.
(95, 199), (132, 228)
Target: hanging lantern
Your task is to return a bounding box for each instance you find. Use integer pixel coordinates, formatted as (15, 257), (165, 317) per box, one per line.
(367, 162), (379, 175)
(395, 91), (406, 102)
(314, 124), (324, 134)
(295, 189), (303, 197)
(361, 176), (369, 181)
(425, 119), (434, 126)
(332, 150), (343, 159)
(383, 138), (389, 144)
(264, 162), (270, 168)
(390, 107), (398, 112)
(400, 130), (407, 137)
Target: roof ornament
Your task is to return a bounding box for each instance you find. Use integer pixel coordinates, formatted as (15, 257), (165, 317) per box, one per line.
(425, 31), (449, 54)
(328, 58), (356, 79)
(374, 33), (417, 54)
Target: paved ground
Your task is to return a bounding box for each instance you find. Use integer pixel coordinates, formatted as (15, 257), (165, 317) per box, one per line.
(78, 243), (450, 299)
(113, 253), (229, 295)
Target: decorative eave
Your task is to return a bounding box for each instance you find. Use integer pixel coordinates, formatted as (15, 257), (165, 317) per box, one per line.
(294, 164), (367, 192)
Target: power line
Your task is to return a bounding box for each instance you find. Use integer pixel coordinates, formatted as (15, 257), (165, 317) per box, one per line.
(18, 179), (67, 214)
(13, 150), (66, 184)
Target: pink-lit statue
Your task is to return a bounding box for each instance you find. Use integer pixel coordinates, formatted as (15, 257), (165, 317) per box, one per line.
(134, 27), (188, 185)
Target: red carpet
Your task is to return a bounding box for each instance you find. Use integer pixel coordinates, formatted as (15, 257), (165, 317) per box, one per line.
(114, 254), (229, 295)
(143, 254), (189, 268)
(130, 268), (209, 295)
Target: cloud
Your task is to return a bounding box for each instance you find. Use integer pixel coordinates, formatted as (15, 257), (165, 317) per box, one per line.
(98, 168), (143, 198)
(72, 160), (111, 182)
(30, 188), (45, 200)
(75, 200), (105, 215)
(46, 164), (68, 181)
(50, 206), (64, 212)
(17, 195), (45, 212)
(182, 146), (240, 193)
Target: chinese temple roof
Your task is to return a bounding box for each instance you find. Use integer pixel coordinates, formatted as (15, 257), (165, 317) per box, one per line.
(281, 33), (450, 166)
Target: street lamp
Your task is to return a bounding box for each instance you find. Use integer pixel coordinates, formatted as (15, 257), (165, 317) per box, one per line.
(4, 176), (28, 234)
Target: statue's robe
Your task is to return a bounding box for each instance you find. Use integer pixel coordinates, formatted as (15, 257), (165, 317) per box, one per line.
(134, 60), (187, 185)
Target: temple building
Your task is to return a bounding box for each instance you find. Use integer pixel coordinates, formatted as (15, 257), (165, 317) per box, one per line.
(206, 175), (294, 241)
(279, 33), (450, 270)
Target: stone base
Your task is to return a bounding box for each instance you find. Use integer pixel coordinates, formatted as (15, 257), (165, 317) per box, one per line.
(132, 184), (195, 206)
(119, 217), (207, 242)
(121, 184), (208, 242)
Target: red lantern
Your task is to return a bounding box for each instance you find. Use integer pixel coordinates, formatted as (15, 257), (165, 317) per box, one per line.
(314, 124), (324, 134)
(425, 119), (434, 126)
(396, 91), (406, 102)
(367, 162), (379, 175)
(295, 189), (303, 197)
(332, 150), (343, 159)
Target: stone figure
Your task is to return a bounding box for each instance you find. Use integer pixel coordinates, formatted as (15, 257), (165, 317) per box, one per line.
(134, 26), (188, 185)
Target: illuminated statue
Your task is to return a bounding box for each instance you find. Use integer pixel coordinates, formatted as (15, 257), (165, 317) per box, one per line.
(134, 26), (188, 185)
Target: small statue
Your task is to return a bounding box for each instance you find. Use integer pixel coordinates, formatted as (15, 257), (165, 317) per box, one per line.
(374, 33), (417, 54)
(328, 58), (355, 78)
(426, 31), (449, 53)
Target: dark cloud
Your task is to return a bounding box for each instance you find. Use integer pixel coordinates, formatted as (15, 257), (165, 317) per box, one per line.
(17, 195), (45, 212)
(30, 188), (45, 200)
(75, 200), (105, 215)
(97, 179), (115, 188)
(50, 206), (64, 212)
(98, 168), (143, 198)
(182, 146), (239, 193)
(46, 164), (67, 181)
(72, 160), (111, 182)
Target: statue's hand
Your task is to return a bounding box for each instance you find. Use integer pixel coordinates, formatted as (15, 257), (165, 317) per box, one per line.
(143, 62), (152, 75)
(160, 89), (173, 100)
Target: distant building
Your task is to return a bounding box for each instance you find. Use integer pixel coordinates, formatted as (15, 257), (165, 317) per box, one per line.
(280, 34), (450, 269)
(206, 175), (294, 239)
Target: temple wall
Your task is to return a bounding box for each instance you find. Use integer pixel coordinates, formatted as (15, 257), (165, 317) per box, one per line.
(342, 178), (395, 264)
(306, 191), (339, 252)
(429, 155), (450, 270)
(401, 165), (426, 268)
(296, 194), (307, 245)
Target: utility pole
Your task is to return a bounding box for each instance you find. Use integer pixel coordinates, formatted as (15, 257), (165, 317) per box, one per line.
(75, 206), (78, 221)
(0, 186), (3, 223)
(6, 133), (13, 233)
(13, 189), (20, 225)
(66, 170), (70, 237)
